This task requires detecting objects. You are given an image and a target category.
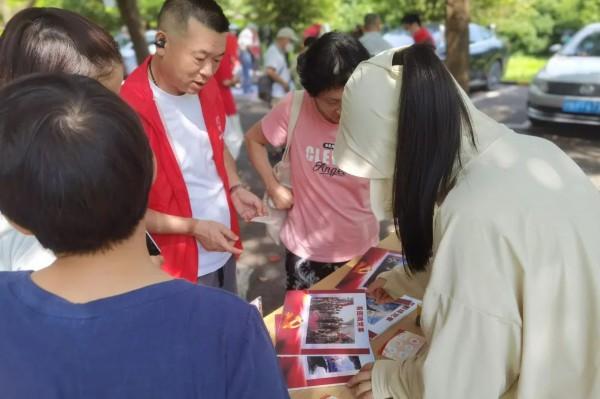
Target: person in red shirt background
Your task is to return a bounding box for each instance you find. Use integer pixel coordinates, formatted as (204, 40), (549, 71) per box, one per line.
(402, 13), (435, 48)
(215, 32), (244, 159)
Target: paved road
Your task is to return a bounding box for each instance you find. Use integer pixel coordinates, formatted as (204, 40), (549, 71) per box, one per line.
(471, 85), (600, 187)
(235, 85), (600, 314)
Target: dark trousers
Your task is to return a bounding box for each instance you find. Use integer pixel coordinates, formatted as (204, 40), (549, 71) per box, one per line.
(285, 250), (347, 290)
(197, 256), (238, 294)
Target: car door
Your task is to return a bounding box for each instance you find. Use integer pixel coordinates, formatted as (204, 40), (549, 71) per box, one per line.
(469, 24), (489, 82)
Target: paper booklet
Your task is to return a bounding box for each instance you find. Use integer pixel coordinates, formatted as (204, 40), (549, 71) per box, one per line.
(336, 248), (421, 337)
(337, 247), (407, 291)
(275, 315), (375, 390)
(276, 290), (371, 356)
(366, 295), (420, 336)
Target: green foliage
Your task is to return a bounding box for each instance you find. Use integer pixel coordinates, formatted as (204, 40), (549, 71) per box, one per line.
(35, 0), (121, 32)
(473, 0), (600, 55)
(244, 0), (337, 32)
(333, 0), (445, 32)
(2, 0), (599, 55)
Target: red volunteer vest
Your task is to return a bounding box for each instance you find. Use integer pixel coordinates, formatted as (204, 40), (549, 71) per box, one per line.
(121, 57), (241, 282)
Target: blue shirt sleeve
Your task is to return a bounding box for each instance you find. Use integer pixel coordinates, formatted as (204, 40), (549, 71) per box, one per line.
(226, 306), (289, 399)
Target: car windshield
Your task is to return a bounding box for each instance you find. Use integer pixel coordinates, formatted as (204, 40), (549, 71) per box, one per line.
(560, 28), (600, 57)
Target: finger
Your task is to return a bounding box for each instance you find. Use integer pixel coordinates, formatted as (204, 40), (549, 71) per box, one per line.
(378, 291), (396, 304)
(358, 390), (374, 399)
(258, 202), (268, 216)
(376, 292), (392, 304)
(366, 285), (378, 298)
(241, 213), (252, 223)
(250, 196), (263, 211)
(354, 381), (373, 398)
(347, 370), (372, 388)
(367, 278), (386, 295)
(366, 281), (382, 296)
(220, 226), (239, 242)
(243, 211), (255, 223)
(218, 237), (243, 255)
(374, 289), (388, 304)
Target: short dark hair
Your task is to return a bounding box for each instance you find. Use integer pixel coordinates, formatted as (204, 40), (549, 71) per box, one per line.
(0, 7), (121, 87)
(401, 13), (422, 26)
(298, 32), (370, 97)
(364, 13), (381, 28)
(0, 74), (154, 255)
(303, 36), (317, 48)
(158, 0), (229, 33)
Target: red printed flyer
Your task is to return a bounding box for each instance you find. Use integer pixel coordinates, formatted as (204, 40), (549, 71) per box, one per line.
(276, 290), (371, 356)
(336, 248), (406, 291)
(278, 353), (375, 390)
(275, 315), (375, 390)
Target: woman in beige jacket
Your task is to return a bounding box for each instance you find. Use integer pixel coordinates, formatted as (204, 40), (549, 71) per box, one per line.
(339, 44), (600, 399)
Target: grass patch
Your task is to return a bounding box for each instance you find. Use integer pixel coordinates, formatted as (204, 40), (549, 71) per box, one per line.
(503, 55), (548, 84)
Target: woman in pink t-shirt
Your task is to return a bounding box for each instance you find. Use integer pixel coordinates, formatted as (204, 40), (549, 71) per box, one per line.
(246, 33), (379, 289)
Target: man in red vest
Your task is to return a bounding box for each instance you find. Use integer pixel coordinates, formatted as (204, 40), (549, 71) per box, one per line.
(121, 0), (264, 293)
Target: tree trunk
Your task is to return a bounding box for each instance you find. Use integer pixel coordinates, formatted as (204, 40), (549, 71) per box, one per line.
(116, 0), (149, 64)
(445, 0), (470, 91)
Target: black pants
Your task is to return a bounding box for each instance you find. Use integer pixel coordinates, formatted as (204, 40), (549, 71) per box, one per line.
(285, 250), (347, 290)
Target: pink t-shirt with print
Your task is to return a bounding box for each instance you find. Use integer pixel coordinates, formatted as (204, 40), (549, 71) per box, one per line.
(261, 91), (379, 263)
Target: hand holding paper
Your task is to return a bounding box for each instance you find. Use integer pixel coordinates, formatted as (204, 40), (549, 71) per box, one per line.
(366, 278), (395, 304)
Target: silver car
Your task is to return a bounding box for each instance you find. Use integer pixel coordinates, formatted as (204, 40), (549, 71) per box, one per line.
(528, 23), (600, 126)
(383, 23), (508, 90)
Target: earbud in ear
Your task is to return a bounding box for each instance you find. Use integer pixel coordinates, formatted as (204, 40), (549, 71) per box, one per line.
(155, 38), (166, 48)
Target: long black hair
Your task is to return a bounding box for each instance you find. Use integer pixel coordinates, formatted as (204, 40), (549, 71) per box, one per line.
(392, 44), (475, 273)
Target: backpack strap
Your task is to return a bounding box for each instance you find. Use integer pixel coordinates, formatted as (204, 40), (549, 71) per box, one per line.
(281, 90), (304, 162)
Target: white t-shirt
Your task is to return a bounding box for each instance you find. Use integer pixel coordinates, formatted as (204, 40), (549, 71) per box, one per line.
(150, 81), (231, 276)
(359, 32), (393, 56)
(238, 28), (253, 51)
(264, 43), (292, 99)
(0, 214), (54, 272)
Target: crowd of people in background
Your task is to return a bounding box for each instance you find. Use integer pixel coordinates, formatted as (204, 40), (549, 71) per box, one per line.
(210, 11), (435, 107)
(0, 0), (599, 398)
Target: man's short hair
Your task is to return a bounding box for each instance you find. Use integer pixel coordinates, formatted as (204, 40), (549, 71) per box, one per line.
(0, 74), (154, 255)
(364, 13), (381, 28)
(298, 32), (370, 97)
(401, 13), (422, 26)
(0, 7), (121, 87)
(158, 0), (229, 33)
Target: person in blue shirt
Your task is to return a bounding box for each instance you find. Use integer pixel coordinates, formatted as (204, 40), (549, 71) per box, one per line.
(0, 74), (289, 399)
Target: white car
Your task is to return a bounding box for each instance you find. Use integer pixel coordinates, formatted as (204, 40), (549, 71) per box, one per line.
(528, 23), (600, 126)
(119, 30), (157, 76)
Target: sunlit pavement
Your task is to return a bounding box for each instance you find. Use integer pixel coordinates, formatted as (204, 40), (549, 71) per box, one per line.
(471, 84), (600, 188)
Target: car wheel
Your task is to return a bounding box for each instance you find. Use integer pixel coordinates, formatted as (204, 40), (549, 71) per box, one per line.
(485, 61), (503, 91)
